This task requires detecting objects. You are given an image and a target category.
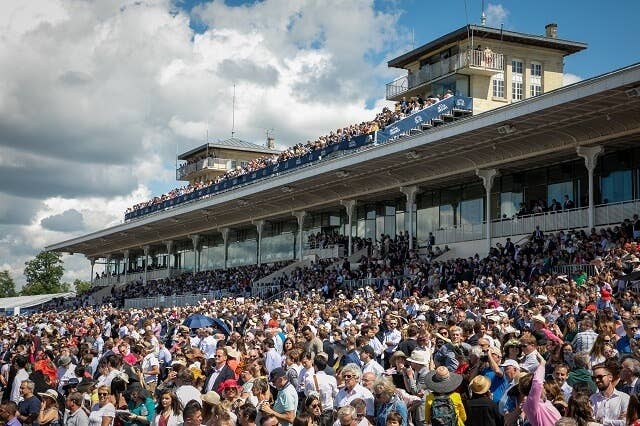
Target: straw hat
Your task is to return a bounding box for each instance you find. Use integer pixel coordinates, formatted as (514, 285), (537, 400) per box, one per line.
(38, 389), (59, 401)
(531, 315), (546, 325)
(389, 351), (407, 366)
(406, 350), (431, 366)
(469, 375), (491, 395)
(202, 391), (220, 405)
(425, 366), (463, 394)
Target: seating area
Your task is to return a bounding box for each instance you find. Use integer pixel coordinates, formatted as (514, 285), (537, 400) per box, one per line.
(124, 95), (472, 221)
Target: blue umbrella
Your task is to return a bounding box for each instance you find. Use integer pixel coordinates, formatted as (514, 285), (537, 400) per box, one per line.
(183, 314), (215, 329)
(183, 314), (231, 335)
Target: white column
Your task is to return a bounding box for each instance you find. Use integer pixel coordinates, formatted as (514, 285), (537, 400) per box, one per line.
(400, 186), (419, 250)
(577, 146), (603, 230)
(293, 211), (307, 261)
(190, 235), (200, 275)
(220, 228), (230, 269)
(164, 240), (174, 269)
(88, 257), (96, 285)
(143, 245), (150, 285)
(122, 250), (130, 283)
(254, 220), (265, 265)
(340, 200), (357, 256)
(476, 169), (498, 252)
(105, 254), (112, 283)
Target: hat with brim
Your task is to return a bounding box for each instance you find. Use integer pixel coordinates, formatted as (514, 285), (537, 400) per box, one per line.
(38, 389), (59, 401)
(202, 391), (220, 405)
(225, 346), (240, 359)
(531, 315), (546, 325)
(76, 379), (96, 393)
(469, 375), (491, 395)
(425, 366), (463, 394)
(389, 351), (408, 366)
(63, 378), (80, 390)
(406, 350), (431, 366)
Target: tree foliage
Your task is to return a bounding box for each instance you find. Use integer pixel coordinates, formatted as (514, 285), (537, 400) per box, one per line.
(22, 251), (67, 295)
(73, 279), (92, 295)
(0, 271), (18, 298)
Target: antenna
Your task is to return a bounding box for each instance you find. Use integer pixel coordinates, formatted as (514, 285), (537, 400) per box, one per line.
(231, 83), (236, 138)
(411, 28), (415, 49)
(480, 0), (486, 26)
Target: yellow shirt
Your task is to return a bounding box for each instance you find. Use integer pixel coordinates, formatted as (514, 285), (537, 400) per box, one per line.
(425, 392), (466, 426)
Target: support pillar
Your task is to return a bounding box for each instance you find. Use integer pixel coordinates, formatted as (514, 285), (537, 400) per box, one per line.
(122, 250), (130, 283)
(253, 220), (265, 265)
(88, 257), (96, 285)
(400, 186), (419, 250)
(143, 245), (150, 284)
(220, 228), (230, 269)
(105, 254), (112, 282)
(577, 146), (603, 230)
(340, 200), (357, 256)
(190, 235), (200, 275)
(293, 211), (307, 261)
(163, 240), (174, 269)
(476, 169), (499, 252)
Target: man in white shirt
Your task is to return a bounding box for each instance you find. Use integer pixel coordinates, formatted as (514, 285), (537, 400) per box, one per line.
(334, 364), (374, 417)
(198, 329), (217, 359)
(382, 317), (401, 369)
(264, 339), (283, 374)
(10, 355), (29, 403)
(359, 346), (384, 377)
(304, 357), (338, 416)
(590, 364), (629, 426)
(176, 369), (202, 407)
(141, 342), (160, 393)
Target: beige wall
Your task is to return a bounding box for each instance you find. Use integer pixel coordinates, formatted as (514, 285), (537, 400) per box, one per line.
(183, 147), (276, 184)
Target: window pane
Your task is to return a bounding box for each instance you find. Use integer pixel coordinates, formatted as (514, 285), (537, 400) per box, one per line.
(601, 170), (632, 203)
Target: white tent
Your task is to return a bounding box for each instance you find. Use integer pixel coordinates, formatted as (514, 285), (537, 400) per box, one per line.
(0, 292), (76, 315)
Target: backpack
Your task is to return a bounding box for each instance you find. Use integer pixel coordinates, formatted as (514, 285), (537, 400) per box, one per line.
(430, 394), (457, 426)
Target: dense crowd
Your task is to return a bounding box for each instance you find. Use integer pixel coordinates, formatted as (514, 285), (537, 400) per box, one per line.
(125, 95), (452, 217)
(4, 217), (640, 426)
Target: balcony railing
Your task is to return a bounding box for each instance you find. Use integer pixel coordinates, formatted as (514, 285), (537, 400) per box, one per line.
(93, 267), (185, 287)
(177, 157), (232, 180)
(124, 290), (231, 309)
(386, 50), (504, 99)
(426, 198), (640, 247)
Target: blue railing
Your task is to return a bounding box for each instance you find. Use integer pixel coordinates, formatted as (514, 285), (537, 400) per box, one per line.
(125, 96), (473, 221)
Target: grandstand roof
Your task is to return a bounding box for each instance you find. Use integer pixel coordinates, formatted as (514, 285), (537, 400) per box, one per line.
(388, 24), (587, 69)
(46, 63), (640, 257)
(0, 292), (75, 311)
(178, 138), (280, 160)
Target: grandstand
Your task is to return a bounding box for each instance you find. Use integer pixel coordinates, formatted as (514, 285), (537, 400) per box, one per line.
(47, 24), (640, 305)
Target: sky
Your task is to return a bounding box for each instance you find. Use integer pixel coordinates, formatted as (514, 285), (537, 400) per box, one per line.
(0, 0), (638, 289)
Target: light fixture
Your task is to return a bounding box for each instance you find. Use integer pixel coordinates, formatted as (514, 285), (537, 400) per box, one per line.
(336, 171), (350, 178)
(281, 186), (294, 193)
(497, 124), (517, 135)
(406, 150), (421, 160)
(237, 199), (249, 206)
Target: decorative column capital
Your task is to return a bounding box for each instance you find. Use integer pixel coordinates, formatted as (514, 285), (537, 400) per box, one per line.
(292, 211), (307, 224)
(190, 234), (200, 249)
(253, 220), (265, 234)
(220, 227), (230, 242)
(400, 186), (419, 204)
(340, 200), (357, 217)
(162, 240), (174, 253)
(122, 250), (130, 259)
(142, 245), (150, 256)
(577, 145), (603, 171)
(476, 169), (499, 191)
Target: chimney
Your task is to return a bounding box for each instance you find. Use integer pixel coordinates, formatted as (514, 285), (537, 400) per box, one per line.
(545, 23), (557, 38)
(267, 136), (275, 150)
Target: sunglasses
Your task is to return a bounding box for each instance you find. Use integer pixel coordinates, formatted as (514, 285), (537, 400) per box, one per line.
(98, 393), (109, 396)
(310, 403), (321, 409)
(342, 374), (355, 379)
(594, 374), (610, 380)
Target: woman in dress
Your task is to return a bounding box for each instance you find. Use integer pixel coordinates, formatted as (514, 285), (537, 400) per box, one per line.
(151, 391), (182, 426)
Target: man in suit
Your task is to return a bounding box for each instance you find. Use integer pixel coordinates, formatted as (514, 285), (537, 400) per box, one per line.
(202, 347), (235, 394)
(563, 194), (575, 209)
(617, 357), (640, 396)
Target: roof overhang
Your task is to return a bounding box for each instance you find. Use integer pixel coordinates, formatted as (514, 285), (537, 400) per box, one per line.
(178, 142), (280, 160)
(388, 24), (587, 69)
(47, 63), (640, 257)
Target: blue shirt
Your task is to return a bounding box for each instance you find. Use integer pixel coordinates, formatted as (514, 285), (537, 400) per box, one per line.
(617, 336), (632, 354)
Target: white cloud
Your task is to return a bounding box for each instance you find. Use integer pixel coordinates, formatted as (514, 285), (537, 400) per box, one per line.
(563, 73), (583, 86)
(485, 4), (508, 28)
(0, 0), (406, 286)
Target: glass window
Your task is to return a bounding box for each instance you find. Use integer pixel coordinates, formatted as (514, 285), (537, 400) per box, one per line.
(228, 239), (257, 267)
(601, 170), (632, 203)
(417, 206), (438, 240)
(493, 73), (505, 98)
(459, 198), (483, 226)
(530, 61), (542, 98)
(500, 192), (523, 219)
(261, 233), (295, 263)
(511, 59), (523, 101)
(548, 181), (574, 207)
(439, 204), (455, 229)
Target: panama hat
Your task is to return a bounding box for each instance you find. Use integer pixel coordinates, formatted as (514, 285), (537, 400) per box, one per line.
(389, 351), (407, 366)
(425, 366), (463, 394)
(202, 391), (221, 405)
(406, 350), (431, 366)
(469, 375), (491, 395)
(38, 389), (59, 401)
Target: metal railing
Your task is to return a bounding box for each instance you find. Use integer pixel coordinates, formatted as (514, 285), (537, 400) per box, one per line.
(303, 244), (345, 260)
(551, 264), (597, 277)
(386, 50), (504, 99)
(251, 285), (283, 299)
(93, 268), (185, 287)
(124, 290), (231, 309)
(177, 157), (232, 180)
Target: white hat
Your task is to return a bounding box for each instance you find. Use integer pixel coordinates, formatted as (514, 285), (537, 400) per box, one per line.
(406, 350), (431, 366)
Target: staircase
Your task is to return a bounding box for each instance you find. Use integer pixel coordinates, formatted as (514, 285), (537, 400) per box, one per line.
(253, 259), (314, 285)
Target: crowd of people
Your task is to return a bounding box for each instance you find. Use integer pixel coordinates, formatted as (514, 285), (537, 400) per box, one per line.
(3, 216), (640, 426)
(125, 94), (454, 218)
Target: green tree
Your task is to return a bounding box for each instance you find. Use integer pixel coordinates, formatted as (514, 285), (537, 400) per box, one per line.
(0, 271), (18, 298)
(22, 251), (67, 295)
(73, 278), (92, 295)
